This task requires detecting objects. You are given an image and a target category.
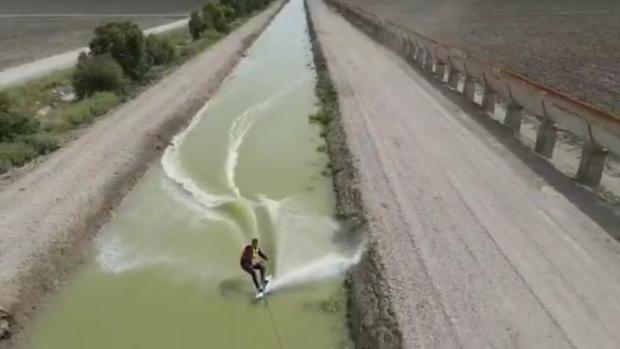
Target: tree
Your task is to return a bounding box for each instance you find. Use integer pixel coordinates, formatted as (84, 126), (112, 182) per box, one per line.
(230, 0), (249, 16)
(222, 5), (236, 22)
(0, 92), (39, 142)
(188, 10), (205, 40)
(0, 92), (10, 113)
(72, 52), (126, 99)
(145, 35), (177, 65)
(203, 2), (229, 33)
(89, 22), (149, 80)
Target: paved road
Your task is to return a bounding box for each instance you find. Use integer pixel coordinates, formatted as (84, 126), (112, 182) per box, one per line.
(310, 0), (620, 347)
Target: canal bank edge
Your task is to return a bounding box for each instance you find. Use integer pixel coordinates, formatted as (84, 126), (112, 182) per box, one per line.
(0, 2), (287, 347)
(304, 0), (403, 348)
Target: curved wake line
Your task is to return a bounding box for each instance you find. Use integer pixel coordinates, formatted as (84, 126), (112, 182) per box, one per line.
(161, 101), (236, 209)
(225, 79), (309, 197)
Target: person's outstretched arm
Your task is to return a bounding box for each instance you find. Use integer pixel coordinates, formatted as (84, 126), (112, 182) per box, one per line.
(258, 249), (269, 261)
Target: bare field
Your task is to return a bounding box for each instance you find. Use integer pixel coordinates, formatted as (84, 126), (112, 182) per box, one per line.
(350, 0), (620, 115)
(0, 17), (181, 70)
(0, 0), (202, 14)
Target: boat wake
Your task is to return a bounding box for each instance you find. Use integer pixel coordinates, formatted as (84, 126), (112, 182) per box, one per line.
(97, 79), (363, 293)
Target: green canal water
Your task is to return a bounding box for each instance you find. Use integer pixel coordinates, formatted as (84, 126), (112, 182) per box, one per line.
(26, 1), (361, 348)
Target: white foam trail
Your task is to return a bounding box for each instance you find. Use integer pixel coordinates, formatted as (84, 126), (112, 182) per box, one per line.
(160, 176), (227, 222)
(258, 195), (283, 224)
(161, 101), (236, 208)
(268, 250), (362, 292)
(96, 234), (176, 274)
(97, 234), (229, 283)
(260, 195), (365, 293)
(225, 80), (308, 196)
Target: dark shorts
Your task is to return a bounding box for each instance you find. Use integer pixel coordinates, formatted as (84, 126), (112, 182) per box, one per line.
(240, 261), (264, 274)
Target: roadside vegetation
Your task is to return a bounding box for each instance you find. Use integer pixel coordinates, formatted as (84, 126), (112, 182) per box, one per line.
(0, 0), (274, 174)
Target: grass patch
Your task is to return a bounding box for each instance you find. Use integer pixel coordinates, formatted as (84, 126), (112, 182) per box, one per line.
(43, 92), (122, 131)
(3, 70), (73, 116)
(0, 142), (38, 172)
(19, 133), (60, 154)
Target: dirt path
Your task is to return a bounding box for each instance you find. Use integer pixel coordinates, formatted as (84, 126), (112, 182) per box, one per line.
(0, 1), (282, 343)
(310, 0), (620, 347)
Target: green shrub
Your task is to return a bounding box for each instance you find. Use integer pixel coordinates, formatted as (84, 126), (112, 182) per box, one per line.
(0, 92), (10, 113)
(48, 91), (121, 128)
(222, 5), (237, 21)
(73, 53), (126, 99)
(0, 142), (38, 169)
(88, 92), (121, 115)
(203, 2), (229, 33)
(189, 10), (205, 40)
(19, 133), (60, 154)
(89, 22), (149, 80)
(226, 0), (249, 16)
(0, 111), (39, 142)
(309, 110), (330, 125)
(145, 35), (177, 65)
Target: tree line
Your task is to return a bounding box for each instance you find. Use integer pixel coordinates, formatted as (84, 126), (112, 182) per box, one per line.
(74, 0), (274, 98)
(189, 0), (274, 39)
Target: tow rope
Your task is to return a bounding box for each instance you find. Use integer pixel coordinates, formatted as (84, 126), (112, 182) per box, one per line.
(263, 298), (285, 349)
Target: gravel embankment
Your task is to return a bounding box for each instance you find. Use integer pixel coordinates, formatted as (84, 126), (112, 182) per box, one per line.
(310, 0), (620, 347)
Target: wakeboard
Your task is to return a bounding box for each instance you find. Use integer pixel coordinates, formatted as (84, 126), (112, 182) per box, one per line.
(255, 275), (273, 299)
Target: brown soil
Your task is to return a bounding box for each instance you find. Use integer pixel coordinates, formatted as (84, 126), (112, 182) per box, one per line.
(348, 0), (620, 116)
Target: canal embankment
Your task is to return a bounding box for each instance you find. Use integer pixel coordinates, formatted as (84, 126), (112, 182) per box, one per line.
(305, 0), (402, 348)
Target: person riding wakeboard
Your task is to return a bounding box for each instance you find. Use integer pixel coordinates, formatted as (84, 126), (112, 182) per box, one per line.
(240, 238), (269, 292)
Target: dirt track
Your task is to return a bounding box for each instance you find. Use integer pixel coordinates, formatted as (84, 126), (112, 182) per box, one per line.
(348, 0), (620, 116)
(310, 0), (620, 347)
(0, 1), (282, 344)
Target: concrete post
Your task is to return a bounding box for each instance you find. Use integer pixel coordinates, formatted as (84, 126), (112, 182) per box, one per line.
(463, 77), (476, 102)
(441, 65), (451, 83)
(576, 143), (608, 187)
(448, 69), (461, 90)
(534, 119), (557, 158)
(481, 88), (496, 115)
(434, 63), (446, 80)
(414, 46), (422, 63)
(420, 48), (428, 69)
(424, 51), (434, 71)
(504, 103), (523, 134)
